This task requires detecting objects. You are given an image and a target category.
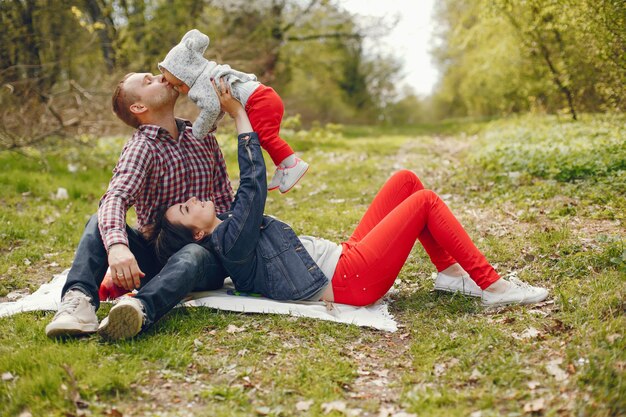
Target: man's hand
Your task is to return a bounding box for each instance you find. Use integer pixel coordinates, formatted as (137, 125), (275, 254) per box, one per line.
(108, 244), (145, 290)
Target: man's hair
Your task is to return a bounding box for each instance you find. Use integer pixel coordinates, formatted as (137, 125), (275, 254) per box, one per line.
(112, 73), (141, 128)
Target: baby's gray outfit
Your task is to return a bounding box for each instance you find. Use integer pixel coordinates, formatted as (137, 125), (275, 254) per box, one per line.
(159, 29), (260, 139)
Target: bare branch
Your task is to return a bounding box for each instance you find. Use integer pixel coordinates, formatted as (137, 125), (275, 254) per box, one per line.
(286, 32), (361, 42)
(281, 0), (319, 33)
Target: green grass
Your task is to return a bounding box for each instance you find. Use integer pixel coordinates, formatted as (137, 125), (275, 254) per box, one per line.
(1, 114), (624, 416)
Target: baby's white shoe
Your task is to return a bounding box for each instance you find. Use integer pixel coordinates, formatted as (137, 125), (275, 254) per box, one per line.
(268, 166), (284, 191)
(279, 158), (309, 193)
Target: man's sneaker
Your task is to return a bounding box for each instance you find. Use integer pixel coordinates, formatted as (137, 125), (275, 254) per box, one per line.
(434, 273), (483, 297)
(268, 166), (284, 191)
(45, 289), (98, 338)
(279, 158), (309, 193)
(98, 297), (146, 340)
(481, 277), (548, 307)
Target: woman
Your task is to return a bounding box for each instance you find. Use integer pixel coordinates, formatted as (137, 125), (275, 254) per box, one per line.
(152, 79), (548, 308)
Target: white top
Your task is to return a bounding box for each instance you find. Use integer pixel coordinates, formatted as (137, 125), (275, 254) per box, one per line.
(234, 80), (261, 106)
(298, 236), (342, 280)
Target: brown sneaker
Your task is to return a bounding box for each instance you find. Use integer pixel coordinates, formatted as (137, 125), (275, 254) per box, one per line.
(97, 297), (145, 340)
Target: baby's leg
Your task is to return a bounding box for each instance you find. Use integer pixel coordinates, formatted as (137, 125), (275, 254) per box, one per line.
(246, 85), (309, 193)
(246, 85), (293, 165)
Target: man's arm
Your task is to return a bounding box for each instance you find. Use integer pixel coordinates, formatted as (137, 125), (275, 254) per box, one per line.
(97, 138), (153, 289)
(97, 139), (152, 248)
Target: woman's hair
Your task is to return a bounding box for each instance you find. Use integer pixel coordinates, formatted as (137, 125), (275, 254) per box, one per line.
(150, 207), (198, 264)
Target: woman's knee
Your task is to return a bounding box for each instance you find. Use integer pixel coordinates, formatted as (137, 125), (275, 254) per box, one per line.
(411, 189), (441, 208)
(391, 170), (424, 190)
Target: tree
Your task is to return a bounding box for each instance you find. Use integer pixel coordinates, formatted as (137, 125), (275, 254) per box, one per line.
(432, 0), (625, 120)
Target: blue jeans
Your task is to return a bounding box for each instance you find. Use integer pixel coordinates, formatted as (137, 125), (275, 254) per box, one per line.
(62, 214), (227, 327)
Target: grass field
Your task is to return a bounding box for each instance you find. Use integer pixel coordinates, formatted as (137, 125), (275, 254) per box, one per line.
(1, 114), (624, 416)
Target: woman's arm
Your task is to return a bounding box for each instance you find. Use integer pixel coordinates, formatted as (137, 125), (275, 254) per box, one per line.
(212, 78), (266, 259)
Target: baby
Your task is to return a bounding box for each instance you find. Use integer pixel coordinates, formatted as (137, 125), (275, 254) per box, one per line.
(159, 29), (308, 193)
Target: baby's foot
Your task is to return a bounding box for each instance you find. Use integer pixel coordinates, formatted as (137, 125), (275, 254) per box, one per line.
(279, 158), (309, 193)
(268, 166), (284, 191)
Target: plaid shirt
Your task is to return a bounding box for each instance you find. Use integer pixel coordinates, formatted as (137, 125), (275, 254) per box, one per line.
(97, 119), (233, 250)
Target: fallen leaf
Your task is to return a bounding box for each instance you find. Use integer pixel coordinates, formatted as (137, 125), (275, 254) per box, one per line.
(371, 378), (387, 387)
(378, 405), (395, 417)
(567, 363), (576, 374)
(105, 408), (123, 417)
(2, 372), (14, 381)
(322, 400), (347, 414)
(606, 334), (621, 344)
(255, 406), (270, 415)
(523, 398), (545, 413)
(546, 359), (568, 381)
(226, 324), (245, 334)
(373, 369), (389, 378)
(433, 363), (446, 377)
(527, 380), (541, 390)
(296, 400), (313, 411)
(520, 327), (540, 339)
(469, 369), (483, 382)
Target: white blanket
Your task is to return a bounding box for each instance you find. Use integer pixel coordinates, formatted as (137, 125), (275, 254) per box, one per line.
(0, 270), (397, 332)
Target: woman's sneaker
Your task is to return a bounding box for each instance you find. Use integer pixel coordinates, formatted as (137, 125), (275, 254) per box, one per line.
(482, 277), (548, 307)
(45, 289), (98, 338)
(279, 158), (309, 193)
(434, 273), (483, 297)
(98, 297), (145, 340)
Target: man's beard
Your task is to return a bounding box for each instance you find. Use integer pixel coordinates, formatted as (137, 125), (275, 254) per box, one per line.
(149, 88), (178, 110)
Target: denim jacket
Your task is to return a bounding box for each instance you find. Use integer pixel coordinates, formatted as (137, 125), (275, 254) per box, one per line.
(206, 133), (328, 300)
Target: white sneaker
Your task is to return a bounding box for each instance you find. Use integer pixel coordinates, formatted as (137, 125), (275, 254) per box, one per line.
(98, 297), (145, 340)
(279, 158), (309, 193)
(481, 277), (548, 307)
(268, 166), (284, 191)
(45, 289), (98, 338)
(434, 273), (483, 297)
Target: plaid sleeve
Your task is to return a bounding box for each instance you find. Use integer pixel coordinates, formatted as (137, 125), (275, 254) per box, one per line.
(207, 134), (234, 214)
(97, 139), (153, 251)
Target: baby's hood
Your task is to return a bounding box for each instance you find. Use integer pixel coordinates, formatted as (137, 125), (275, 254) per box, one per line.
(158, 29), (212, 87)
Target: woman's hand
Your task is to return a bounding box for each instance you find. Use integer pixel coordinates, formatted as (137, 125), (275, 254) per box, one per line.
(212, 77), (253, 134)
(212, 78), (243, 118)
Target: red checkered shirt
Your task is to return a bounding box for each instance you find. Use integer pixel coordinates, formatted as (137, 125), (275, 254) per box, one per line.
(97, 119), (233, 250)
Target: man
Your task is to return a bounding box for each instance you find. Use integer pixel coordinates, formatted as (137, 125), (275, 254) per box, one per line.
(45, 73), (233, 340)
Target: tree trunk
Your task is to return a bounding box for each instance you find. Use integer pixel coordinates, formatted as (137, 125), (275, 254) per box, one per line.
(15, 0), (45, 99)
(83, 0), (117, 70)
(536, 40), (577, 120)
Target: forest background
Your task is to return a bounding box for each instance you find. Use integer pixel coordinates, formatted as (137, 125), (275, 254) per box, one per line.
(1, 0), (624, 148)
(1, 1), (625, 415)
